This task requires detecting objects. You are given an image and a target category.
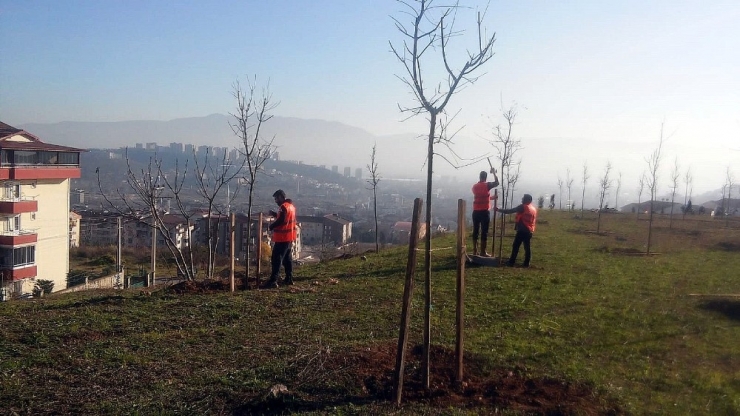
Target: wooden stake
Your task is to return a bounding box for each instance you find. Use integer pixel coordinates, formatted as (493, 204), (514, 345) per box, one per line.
(455, 199), (466, 383)
(230, 212), (235, 292)
(256, 213), (263, 287)
(394, 197), (423, 405)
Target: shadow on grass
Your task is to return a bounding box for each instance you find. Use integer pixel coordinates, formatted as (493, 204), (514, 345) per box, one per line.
(42, 294), (132, 310)
(699, 299), (740, 321)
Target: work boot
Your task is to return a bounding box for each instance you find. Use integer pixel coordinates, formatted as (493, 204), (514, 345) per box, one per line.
(283, 277), (294, 286)
(480, 238), (489, 256)
(472, 241), (478, 256)
(265, 279), (279, 289)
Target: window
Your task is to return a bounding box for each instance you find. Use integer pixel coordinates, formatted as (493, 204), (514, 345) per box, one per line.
(13, 246), (34, 265)
(38, 151), (57, 164)
(3, 216), (20, 233)
(0, 245), (35, 267)
(13, 151), (36, 165)
(0, 150), (79, 166)
(58, 152), (79, 165)
(3, 182), (20, 200)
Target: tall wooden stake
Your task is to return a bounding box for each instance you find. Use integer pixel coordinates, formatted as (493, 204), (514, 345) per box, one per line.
(394, 198), (423, 405)
(256, 213), (263, 286)
(230, 212), (235, 292)
(150, 216), (156, 287)
(491, 189), (498, 263)
(455, 199), (466, 383)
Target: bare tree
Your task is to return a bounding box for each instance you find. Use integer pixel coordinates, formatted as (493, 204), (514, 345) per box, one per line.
(596, 162), (612, 234)
(637, 172), (646, 219)
(668, 157), (680, 229)
(580, 162), (589, 216)
(390, 0), (496, 390)
(615, 172), (622, 211)
(645, 125), (665, 255)
(98, 151), (198, 280)
(192, 147), (244, 278)
(490, 104), (522, 212)
(682, 167), (693, 219)
(725, 167), (735, 228)
(230, 77), (277, 281)
(366, 143), (381, 253)
(566, 168), (574, 211)
(556, 175), (564, 210)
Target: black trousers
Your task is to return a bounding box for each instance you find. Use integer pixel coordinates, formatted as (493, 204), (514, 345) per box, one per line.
(471, 210), (491, 242)
(508, 230), (532, 266)
(270, 241), (293, 281)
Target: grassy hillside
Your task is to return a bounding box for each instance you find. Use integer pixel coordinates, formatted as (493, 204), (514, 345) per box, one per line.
(1, 211), (740, 415)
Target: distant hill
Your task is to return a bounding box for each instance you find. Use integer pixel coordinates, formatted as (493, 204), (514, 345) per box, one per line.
(17, 116), (728, 208)
(20, 115), (429, 178)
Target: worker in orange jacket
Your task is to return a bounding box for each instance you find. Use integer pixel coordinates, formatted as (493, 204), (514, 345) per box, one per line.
(496, 194), (537, 267)
(267, 189), (297, 288)
(471, 168), (499, 256)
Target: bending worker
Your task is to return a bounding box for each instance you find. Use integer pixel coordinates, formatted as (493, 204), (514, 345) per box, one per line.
(471, 167), (499, 256)
(496, 194), (537, 267)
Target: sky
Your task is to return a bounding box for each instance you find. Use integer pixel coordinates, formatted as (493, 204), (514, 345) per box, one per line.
(1, 0), (738, 198)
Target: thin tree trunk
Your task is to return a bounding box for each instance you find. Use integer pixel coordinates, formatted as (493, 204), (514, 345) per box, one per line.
(422, 111), (436, 391)
(373, 187), (379, 253)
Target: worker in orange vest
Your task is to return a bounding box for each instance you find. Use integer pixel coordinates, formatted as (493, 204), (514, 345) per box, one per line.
(267, 189), (297, 288)
(471, 168), (499, 256)
(496, 194), (537, 267)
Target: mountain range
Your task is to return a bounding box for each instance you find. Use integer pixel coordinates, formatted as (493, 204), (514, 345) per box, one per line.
(18, 115), (729, 208)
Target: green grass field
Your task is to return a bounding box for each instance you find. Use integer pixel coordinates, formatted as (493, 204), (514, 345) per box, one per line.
(1, 210), (739, 415)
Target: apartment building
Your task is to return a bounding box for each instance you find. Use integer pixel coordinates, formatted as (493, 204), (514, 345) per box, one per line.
(297, 214), (352, 246)
(0, 122), (83, 296)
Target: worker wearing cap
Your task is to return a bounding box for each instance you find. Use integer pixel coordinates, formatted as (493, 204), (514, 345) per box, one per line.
(496, 193), (537, 267)
(267, 189), (297, 288)
(471, 168), (499, 256)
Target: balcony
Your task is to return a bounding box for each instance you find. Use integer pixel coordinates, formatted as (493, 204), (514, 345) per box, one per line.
(0, 265), (37, 281)
(0, 230), (37, 246)
(0, 197), (37, 214)
(0, 166), (81, 180)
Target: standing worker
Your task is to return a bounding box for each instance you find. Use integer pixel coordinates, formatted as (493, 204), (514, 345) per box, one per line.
(496, 194), (537, 267)
(267, 189), (297, 288)
(471, 167), (499, 256)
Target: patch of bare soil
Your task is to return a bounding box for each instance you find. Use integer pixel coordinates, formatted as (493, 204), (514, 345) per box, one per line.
(238, 342), (621, 414)
(169, 278), (248, 293)
(717, 241), (740, 252)
(593, 246), (656, 256)
(354, 342), (622, 415)
(611, 247), (657, 256)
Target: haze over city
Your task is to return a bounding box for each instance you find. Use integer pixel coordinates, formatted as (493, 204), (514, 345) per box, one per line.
(1, 0), (738, 198)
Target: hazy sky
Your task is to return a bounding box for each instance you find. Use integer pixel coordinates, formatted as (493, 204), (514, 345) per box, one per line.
(1, 1), (738, 196)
